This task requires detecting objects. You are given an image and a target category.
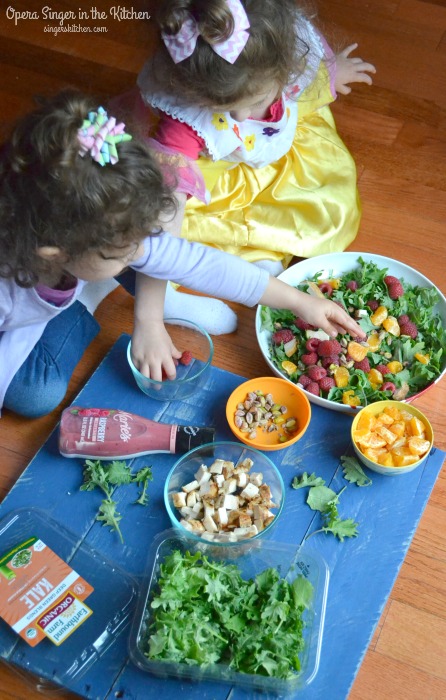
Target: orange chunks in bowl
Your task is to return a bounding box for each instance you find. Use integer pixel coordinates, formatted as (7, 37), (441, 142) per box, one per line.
(353, 405), (431, 467)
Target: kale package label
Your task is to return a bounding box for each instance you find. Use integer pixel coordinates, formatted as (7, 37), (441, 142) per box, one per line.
(0, 536), (94, 646)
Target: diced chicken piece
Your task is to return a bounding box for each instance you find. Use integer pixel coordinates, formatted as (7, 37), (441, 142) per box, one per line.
(259, 483), (272, 502)
(216, 531), (238, 542)
(209, 459), (225, 474)
(222, 461), (235, 478)
(203, 514), (218, 533)
(187, 519), (205, 532)
(203, 502), (215, 517)
(227, 509), (243, 526)
(222, 494), (239, 510)
(238, 512), (252, 528)
(254, 518), (264, 532)
(194, 465), (212, 485)
(215, 474), (225, 488)
(179, 506), (198, 518)
(239, 457), (254, 471)
(223, 477), (237, 494)
(201, 532), (216, 541)
(182, 479), (199, 493)
(186, 491), (197, 508)
(249, 472), (264, 487)
(233, 525), (258, 538)
(192, 501), (203, 515)
(216, 507), (229, 527)
(240, 482), (260, 500)
(200, 480), (219, 498)
(264, 515), (275, 527)
(172, 491), (187, 508)
(236, 472), (248, 488)
(180, 518), (193, 531)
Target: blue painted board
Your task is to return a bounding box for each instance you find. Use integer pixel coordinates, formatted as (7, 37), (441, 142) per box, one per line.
(0, 334), (444, 700)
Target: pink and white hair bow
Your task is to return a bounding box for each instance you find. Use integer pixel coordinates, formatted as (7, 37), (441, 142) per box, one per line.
(77, 107), (132, 166)
(162, 0), (250, 65)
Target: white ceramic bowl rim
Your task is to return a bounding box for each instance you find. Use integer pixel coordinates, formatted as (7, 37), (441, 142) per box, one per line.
(256, 252), (446, 414)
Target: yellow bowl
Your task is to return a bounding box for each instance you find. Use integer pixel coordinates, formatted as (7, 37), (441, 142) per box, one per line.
(226, 377), (311, 452)
(351, 400), (434, 475)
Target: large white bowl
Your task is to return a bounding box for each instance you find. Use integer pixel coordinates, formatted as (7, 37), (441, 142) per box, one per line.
(255, 252), (446, 414)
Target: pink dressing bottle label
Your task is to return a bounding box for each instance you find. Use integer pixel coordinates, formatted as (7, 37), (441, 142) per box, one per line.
(59, 407), (215, 459)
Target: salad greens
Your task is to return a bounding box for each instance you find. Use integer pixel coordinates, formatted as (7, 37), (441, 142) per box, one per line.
(261, 256), (445, 407)
(80, 459), (153, 543)
(143, 549), (313, 679)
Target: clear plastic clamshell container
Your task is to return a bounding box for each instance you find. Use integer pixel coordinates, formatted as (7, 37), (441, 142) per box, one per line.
(0, 508), (138, 692)
(128, 529), (329, 696)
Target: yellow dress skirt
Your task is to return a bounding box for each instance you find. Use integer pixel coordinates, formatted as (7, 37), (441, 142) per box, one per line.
(182, 102), (361, 269)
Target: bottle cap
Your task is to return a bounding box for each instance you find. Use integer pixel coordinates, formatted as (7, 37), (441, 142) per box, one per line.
(174, 426), (216, 453)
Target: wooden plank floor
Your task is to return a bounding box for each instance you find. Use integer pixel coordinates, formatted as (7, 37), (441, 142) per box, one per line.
(0, 1), (445, 698)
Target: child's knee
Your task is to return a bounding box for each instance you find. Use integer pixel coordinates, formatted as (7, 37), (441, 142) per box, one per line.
(4, 378), (68, 418)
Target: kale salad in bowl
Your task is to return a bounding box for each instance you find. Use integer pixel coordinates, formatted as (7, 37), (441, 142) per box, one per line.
(256, 253), (446, 414)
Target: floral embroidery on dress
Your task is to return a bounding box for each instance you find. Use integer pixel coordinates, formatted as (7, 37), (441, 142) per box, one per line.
(284, 85), (301, 99)
(211, 113), (229, 130)
(232, 124), (243, 141)
(263, 126), (280, 137)
(244, 134), (255, 151)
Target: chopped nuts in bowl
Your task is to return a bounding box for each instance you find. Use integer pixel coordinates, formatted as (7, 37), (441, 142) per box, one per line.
(164, 441), (285, 546)
(226, 377), (311, 451)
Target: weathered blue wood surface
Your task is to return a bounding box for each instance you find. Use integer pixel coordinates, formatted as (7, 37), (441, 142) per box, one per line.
(0, 334), (444, 700)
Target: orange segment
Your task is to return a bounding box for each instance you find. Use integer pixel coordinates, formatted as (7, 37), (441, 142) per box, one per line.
(383, 405), (402, 420)
(347, 341), (369, 362)
(281, 360), (297, 375)
(334, 366), (350, 388)
(366, 332), (380, 351)
(410, 416), (426, 437)
(387, 361), (403, 374)
(368, 368), (384, 385)
(382, 316), (400, 336)
(356, 411), (377, 431)
(342, 390), (361, 406)
(370, 305), (388, 326)
(407, 436), (430, 456)
(414, 353), (430, 365)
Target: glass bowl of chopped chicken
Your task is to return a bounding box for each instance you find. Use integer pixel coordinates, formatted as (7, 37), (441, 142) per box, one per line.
(164, 441), (285, 546)
(226, 377), (311, 451)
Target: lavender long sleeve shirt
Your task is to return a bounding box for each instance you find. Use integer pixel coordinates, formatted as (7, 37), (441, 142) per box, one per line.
(0, 233), (269, 411)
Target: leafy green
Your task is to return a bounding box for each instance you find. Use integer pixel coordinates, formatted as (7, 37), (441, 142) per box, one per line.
(261, 256), (446, 406)
(341, 455), (372, 487)
(144, 549), (313, 679)
(80, 459), (153, 542)
(291, 472), (325, 489)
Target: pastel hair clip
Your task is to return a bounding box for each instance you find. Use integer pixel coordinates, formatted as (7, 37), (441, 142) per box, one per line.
(77, 106), (132, 166)
(162, 0), (250, 65)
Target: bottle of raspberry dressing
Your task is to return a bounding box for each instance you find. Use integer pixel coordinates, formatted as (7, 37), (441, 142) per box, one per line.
(59, 407), (215, 459)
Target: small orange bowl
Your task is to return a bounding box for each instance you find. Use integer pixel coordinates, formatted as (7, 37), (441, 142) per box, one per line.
(226, 377), (311, 452)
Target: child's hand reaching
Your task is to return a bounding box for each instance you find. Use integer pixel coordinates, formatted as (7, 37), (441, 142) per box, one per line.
(131, 319), (182, 381)
(296, 295), (366, 339)
(335, 43), (376, 95)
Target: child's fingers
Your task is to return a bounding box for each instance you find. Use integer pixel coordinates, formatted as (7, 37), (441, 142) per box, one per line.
(339, 42), (359, 58)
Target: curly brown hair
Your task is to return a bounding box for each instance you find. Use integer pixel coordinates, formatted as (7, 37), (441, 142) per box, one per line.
(151, 0), (314, 106)
(0, 89), (177, 287)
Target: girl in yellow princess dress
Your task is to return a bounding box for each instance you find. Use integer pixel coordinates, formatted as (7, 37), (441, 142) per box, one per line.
(126, 0), (375, 334)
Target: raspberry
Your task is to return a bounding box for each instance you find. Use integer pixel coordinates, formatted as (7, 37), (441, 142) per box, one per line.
(384, 275), (400, 286)
(297, 374), (311, 388)
(384, 276), (404, 299)
(318, 282), (333, 297)
(354, 358), (370, 372)
(346, 280), (358, 291)
(306, 381), (320, 396)
(382, 382), (396, 393)
(306, 365), (327, 381)
(397, 314), (410, 325)
(321, 355), (340, 368)
(272, 329), (294, 345)
(179, 351), (193, 365)
(319, 376), (336, 392)
(294, 318), (315, 331)
(375, 364), (390, 375)
(317, 339), (342, 357)
(399, 321), (418, 339)
(305, 337), (320, 352)
(301, 352), (318, 366)
(367, 300), (379, 311)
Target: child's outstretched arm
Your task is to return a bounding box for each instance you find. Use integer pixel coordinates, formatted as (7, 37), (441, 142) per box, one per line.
(335, 43), (376, 95)
(259, 275), (366, 339)
(132, 274), (182, 380)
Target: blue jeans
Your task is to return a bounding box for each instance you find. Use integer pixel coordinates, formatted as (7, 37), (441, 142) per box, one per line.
(3, 302), (100, 418)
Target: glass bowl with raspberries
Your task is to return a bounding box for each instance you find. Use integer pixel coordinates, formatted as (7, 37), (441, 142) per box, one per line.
(256, 253), (446, 414)
(127, 318), (214, 401)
